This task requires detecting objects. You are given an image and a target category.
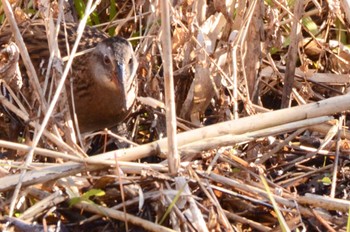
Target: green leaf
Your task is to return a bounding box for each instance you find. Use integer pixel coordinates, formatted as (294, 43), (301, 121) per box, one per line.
(14, 212), (22, 217)
(319, 176), (332, 186)
(260, 175), (291, 232)
(335, 19), (348, 44)
(264, 0), (273, 6)
(73, 0), (92, 25)
(69, 189), (105, 207)
(69, 197), (83, 207)
(108, 0), (117, 36)
(82, 189), (106, 198)
(159, 183), (186, 225)
(302, 16), (318, 36)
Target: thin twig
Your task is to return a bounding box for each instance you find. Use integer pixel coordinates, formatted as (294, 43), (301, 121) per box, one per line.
(160, 0), (179, 174)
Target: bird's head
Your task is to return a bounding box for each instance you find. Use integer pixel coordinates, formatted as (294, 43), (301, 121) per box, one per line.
(90, 36), (138, 111)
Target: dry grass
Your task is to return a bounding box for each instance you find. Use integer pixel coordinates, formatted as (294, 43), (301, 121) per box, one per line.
(0, 0), (350, 231)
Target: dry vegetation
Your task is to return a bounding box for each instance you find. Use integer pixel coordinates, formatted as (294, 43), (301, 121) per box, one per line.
(1, 0), (350, 231)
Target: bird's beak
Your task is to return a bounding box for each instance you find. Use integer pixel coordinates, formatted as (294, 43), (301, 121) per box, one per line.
(115, 63), (127, 110)
(115, 63), (135, 111)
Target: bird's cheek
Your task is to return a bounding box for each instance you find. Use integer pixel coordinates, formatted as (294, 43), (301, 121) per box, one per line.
(110, 73), (120, 89)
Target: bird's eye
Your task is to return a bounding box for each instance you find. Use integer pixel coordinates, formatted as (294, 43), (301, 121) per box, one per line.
(103, 55), (111, 65)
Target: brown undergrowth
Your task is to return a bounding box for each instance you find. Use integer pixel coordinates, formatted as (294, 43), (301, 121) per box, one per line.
(0, 0), (350, 231)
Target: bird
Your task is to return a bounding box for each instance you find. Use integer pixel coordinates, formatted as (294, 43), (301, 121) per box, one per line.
(0, 21), (138, 133)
